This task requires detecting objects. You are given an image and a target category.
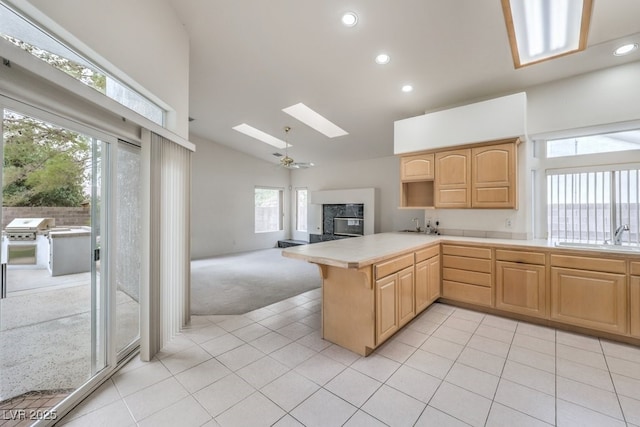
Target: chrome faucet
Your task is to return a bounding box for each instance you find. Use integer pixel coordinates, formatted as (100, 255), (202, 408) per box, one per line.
(613, 224), (630, 245)
(412, 218), (421, 232)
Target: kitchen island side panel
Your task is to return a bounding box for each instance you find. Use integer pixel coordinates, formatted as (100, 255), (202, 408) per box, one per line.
(321, 264), (376, 356)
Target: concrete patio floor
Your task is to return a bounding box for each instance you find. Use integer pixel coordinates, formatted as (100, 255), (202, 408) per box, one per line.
(0, 268), (139, 403)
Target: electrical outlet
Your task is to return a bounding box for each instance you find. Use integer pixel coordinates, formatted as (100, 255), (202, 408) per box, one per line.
(505, 218), (512, 228)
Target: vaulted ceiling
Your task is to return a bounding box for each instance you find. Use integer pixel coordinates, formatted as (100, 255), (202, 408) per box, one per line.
(167, 0), (640, 167)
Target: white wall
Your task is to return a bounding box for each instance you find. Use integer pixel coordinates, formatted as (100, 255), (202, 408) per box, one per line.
(10, 0), (190, 139)
(190, 135), (291, 259)
(290, 156), (425, 240)
(528, 61), (640, 138)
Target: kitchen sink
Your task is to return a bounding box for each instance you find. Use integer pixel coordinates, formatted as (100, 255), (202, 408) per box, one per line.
(398, 229), (423, 233)
(555, 241), (640, 253)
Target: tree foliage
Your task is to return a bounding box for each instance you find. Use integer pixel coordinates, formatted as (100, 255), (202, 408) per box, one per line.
(3, 112), (90, 207)
(2, 35), (106, 92)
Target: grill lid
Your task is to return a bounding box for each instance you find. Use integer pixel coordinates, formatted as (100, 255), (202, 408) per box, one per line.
(5, 217), (55, 232)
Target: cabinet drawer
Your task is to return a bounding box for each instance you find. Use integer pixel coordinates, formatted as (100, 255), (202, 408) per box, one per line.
(631, 261), (640, 276)
(415, 245), (439, 262)
(443, 255), (491, 273)
(443, 268), (491, 287)
(442, 281), (491, 306)
(375, 253), (414, 279)
(495, 249), (545, 265)
(442, 245), (491, 259)
(550, 254), (626, 274)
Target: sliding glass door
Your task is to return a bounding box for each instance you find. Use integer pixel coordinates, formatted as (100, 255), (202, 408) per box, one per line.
(115, 141), (141, 359)
(0, 102), (133, 423)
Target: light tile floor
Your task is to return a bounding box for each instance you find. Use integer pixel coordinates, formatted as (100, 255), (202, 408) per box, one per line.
(57, 289), (640, 427)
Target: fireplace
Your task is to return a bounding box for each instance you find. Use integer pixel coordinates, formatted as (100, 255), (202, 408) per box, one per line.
(308, 188), (375, 243)
(322, 203), (364, 236)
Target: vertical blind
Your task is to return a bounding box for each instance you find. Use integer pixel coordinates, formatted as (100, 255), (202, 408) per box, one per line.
(547, 168), (640, 244)
(141, 130), (191, 360)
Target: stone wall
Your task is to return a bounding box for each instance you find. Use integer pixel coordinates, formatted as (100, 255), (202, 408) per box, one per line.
(2, 207), (91, 229)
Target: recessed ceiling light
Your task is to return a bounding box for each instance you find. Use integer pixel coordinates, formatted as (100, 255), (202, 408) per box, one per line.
(375, 54), (390, 65)
(401, 85), (413, 93)
(282, 103), (348, 138)
(342, 12), (358, 27)
(614, 43), (638, 56)
(232, 123), (289, 149)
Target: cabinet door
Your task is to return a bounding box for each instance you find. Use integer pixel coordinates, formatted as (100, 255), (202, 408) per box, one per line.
(496, 261), (546, 318)
(415, 260), (429, 313)
(398, 267), (415, 327)
(631, 276), (640, 338)
(426, 255), (441, 305)
(401, 153), (434, 181)
(471, 143), (516, 208)
(435, 149), (471, 208)
(551, 267), (627, 334)
(416, 254), (441, 313)
(376, 275), (398, 343)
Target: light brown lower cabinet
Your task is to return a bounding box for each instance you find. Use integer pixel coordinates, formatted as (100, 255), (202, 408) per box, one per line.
(375, 266), (414, 344)
(631, 276), (640, 338)
(375, 274), (398, 344)
(398, 267), (416, 327)
(442, 244), (492, 306)
(496, 261), (546, 318)
(550, 267), (627, 335)
(415, 246), (441, 313)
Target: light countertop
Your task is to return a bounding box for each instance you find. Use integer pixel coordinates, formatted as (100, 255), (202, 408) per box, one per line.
(281, 232), (640, 269)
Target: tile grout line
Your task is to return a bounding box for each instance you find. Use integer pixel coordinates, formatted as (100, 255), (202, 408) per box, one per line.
(483, 316), (518, 427)
(599, 337), (628, 425)
(408, 307), (483, 427)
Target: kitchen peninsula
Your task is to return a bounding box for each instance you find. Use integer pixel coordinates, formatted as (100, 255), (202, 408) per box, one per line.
(283, 232), (640, 356)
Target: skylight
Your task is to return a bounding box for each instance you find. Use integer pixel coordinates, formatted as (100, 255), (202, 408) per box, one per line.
(232, 124), (289, 149)
(502, 0), (592, 68)
(282, 103), (348, 138)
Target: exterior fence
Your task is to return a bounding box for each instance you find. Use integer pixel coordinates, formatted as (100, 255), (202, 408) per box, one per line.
(2, 206), (91, 229)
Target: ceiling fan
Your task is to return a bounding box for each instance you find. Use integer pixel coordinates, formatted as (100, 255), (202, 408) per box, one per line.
(278, 126), (314, 169)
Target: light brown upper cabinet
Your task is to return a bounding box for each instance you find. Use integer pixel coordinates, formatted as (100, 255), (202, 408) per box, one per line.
(400, 153), (435, 209)
(400, 138), (518, 209)
(434, 149), (471, 208)
(472, 142), (516, 208)
(401, 153), (435, 181)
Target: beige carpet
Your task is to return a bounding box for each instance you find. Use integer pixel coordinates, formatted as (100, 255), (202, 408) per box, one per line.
(190, 248), (321, 315)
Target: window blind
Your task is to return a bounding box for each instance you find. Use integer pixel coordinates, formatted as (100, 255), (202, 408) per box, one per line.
(547, 169), (639, 244)
(141, 130), (191, 360)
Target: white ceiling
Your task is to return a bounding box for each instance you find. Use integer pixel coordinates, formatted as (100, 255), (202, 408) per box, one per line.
(166, 0), (640, 167)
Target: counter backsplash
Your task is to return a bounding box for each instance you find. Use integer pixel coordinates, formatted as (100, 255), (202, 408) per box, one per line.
(438, 228), (531, 240)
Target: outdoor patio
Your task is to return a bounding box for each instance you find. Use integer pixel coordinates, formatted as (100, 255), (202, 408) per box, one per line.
(0, 268), (139, 422)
